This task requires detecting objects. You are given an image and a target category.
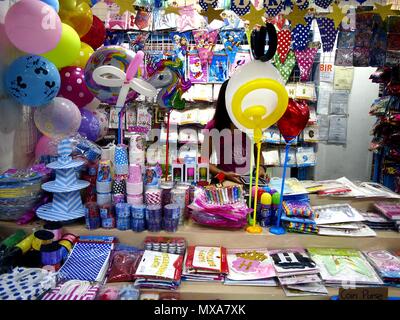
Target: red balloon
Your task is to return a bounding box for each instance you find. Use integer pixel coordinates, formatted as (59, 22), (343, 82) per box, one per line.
(277, 99), (310, 143)
(81, 15), (106, 50)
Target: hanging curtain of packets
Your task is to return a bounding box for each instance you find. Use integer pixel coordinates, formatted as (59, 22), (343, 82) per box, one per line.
(220, 30), (245, 65)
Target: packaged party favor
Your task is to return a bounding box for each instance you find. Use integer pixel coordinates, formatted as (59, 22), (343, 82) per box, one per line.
(208, 53), (228, 83)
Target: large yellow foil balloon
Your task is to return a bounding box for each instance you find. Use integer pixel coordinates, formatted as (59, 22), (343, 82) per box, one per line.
(74, 42), (94, 68)
(41, 23), (81, 69)
(59, 0), (93, 37)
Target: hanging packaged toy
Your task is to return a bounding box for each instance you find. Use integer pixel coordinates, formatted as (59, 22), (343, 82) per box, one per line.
(208, 53), (228, 83)
(188, 53), (208, 83)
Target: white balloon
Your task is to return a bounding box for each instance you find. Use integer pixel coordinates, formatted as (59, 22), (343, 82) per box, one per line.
(225, 60), (285, 137)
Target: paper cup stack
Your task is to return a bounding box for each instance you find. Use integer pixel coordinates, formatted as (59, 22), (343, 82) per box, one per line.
(127, 164), (143, 205)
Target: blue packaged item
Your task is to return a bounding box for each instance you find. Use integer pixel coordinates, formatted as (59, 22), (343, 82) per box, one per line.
(131, 205), (146, 232)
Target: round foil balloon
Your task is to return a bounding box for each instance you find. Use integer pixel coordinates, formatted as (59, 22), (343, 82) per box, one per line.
(59, 0), (93, 37)
(84, 46), (136, 105)
(225, 60), (288, 139)
(78, 108), (100, 141)
(5, 55), (61, 107)
(73, 42), (94, 69)
(92, 109), (109, 141)
(59, 66), (94, 107)
(34, 97), (82, 138)
(4, 0), (62, 55)
(277, 99), (310, 143)
(40, 23), (81, 69)
(80, 15), (106, 50)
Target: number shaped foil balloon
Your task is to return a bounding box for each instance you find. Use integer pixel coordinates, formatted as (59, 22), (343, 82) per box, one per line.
(225, 60), (289, 142)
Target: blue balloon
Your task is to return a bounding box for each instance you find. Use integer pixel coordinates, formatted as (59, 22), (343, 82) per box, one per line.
(5, 55), (61, 107)
(40, 0), (60, 12)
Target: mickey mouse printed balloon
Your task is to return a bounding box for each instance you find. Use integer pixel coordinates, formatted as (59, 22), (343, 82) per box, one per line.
(5, 55), (61, 107)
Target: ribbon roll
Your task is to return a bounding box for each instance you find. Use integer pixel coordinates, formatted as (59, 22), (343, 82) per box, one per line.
(251, 24), (278, 62)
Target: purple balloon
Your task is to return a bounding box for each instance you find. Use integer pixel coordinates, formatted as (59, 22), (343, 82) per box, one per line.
(78, 109), (100, 142)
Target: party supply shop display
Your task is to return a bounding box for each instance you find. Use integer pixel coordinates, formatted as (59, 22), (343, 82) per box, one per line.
(1, 0), (400, 301)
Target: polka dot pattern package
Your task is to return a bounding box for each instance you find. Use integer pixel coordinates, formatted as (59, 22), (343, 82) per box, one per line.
(0, 267), (56, 300)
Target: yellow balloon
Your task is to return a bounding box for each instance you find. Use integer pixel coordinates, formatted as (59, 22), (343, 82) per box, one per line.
(41, 23), (81, 69)
(59, 0), (93, 37)
(74, 42), (94, 68)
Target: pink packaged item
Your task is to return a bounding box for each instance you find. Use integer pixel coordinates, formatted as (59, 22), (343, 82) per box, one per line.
(41, 280), (100, 300)
(128, 164), (142, 182)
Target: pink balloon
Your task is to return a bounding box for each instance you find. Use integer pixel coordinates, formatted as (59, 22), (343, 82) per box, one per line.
(35, 135), (58, 159)
(4, 0), (62, 55)
(59, 66), (94, 108)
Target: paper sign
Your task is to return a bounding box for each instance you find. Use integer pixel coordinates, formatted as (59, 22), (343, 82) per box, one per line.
(333, 66), (354, 91)
(339, 287), (388, 300)
(320, 63), (334, 83)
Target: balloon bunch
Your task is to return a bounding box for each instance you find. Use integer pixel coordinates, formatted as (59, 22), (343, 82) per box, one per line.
(225, 24), (289, 234)
(2, 0), (107, 158)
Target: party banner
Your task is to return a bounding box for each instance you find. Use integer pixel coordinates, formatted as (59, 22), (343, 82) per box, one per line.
(314, 0), (333, 9)
(170, 31), (191, 61)
(188, 53), (208, 83)
(229, 49), (252, 76)
(208, 53), (229, 83)
(264, 0), (284, 17)
(192, 29), (219, 67)
(285, 0), (309, 10)
(317, 17), (338, 53)
(230, 0), (251, 16)
(273, 51), (296, 84)
(291, 16), (312, 51)
(220, 30), (245, 64)
(199, 0), (218, 11)
(277, 29), (291, 63)
(294, 48), (318, 82)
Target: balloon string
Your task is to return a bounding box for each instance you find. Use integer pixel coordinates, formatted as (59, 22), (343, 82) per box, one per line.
(118, 107), (126, 145)
(275, 142), (291, 229)
(165, 110), (171, 181)
(252, 140), (262, 228)
(248, 140), (254, 208)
